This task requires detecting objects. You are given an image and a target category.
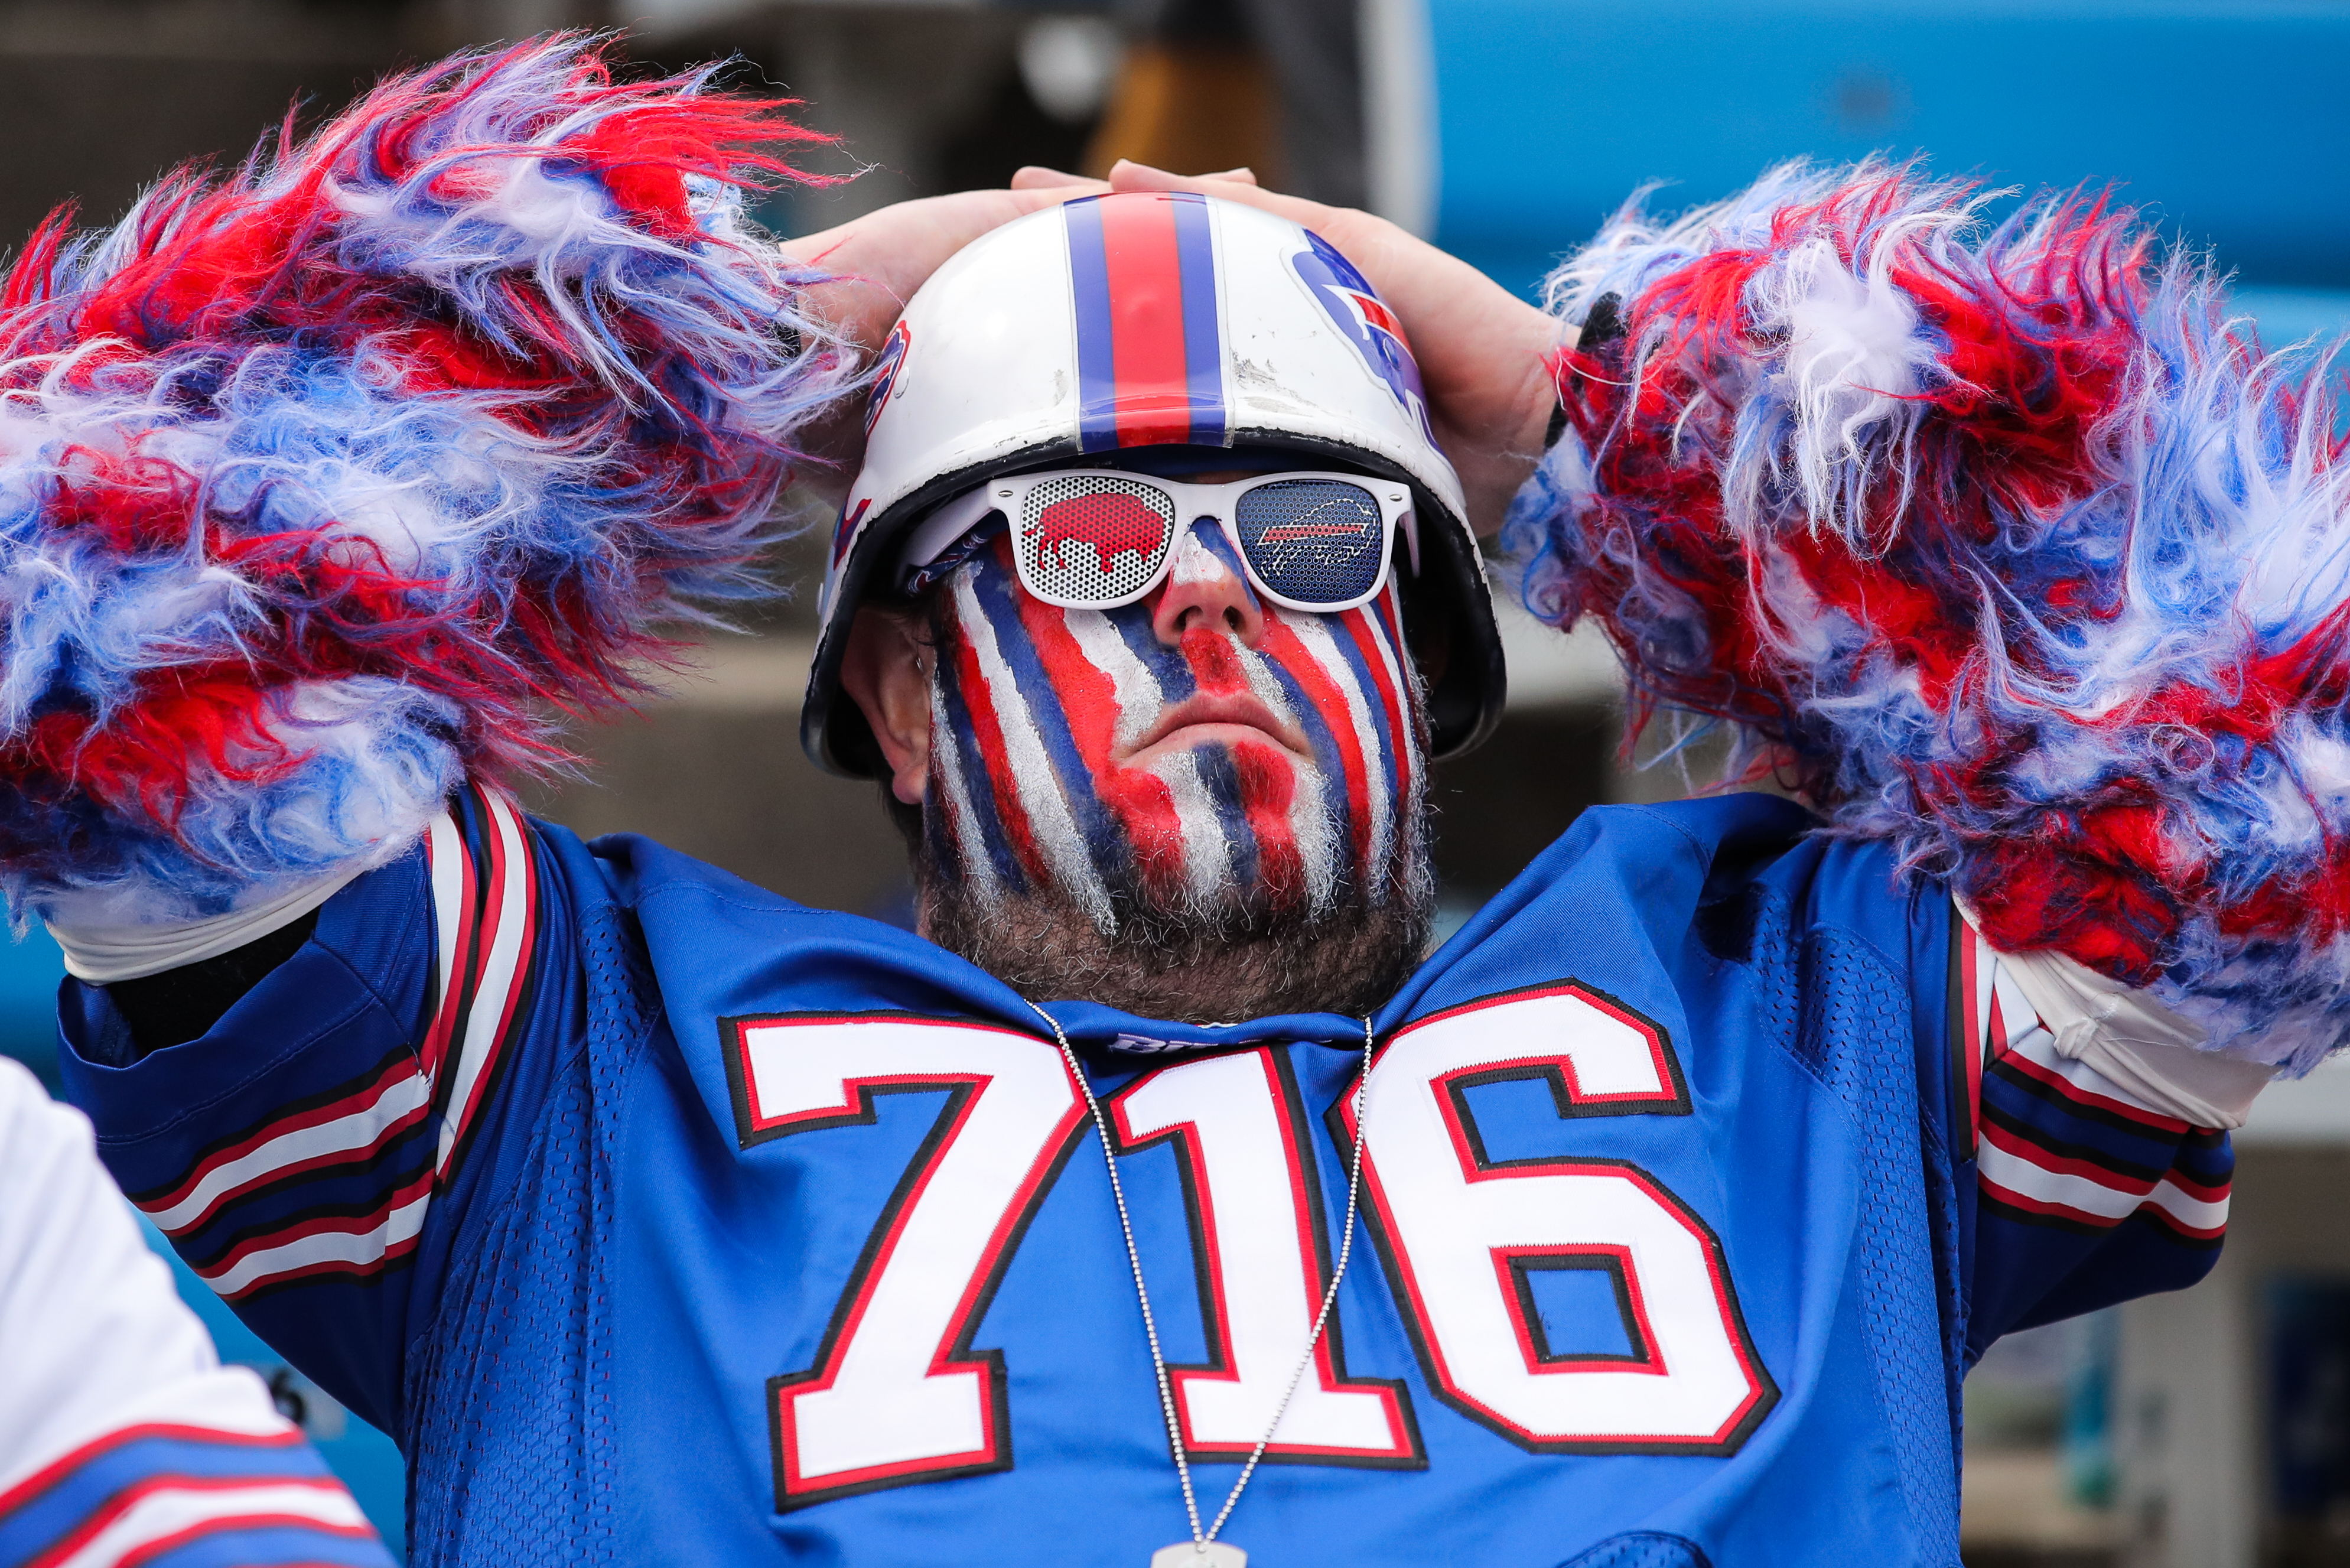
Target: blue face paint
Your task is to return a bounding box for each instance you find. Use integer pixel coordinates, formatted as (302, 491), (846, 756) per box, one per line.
(923, 526), (1428, 931)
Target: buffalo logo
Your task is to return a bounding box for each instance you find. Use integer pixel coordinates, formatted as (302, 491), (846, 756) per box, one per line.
(830, 496), (873, 571)
(1252, 497), (1376, 569)
(1026, 491), (1170, 586)
(862, 320), (912, 437)
(1291, 233), (1434, 444)
(823, 496), (874, 623)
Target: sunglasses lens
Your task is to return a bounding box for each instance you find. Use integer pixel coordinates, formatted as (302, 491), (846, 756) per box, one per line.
(1018, 476), (1176, 604)
(1232, 480), (1388, 606)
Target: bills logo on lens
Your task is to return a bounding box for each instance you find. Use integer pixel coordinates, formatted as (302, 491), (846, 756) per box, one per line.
(1032, 492), (1168, 577)
(1291, 234), (1435, 444)
(864, 320), (912, 437)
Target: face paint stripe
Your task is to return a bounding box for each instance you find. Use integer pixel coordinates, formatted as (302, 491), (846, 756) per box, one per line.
(1281, 611), (1394, 885)
(1193, 744), (1261, 893)
(1170, 523), (1264, 699)
(975, 555), (1127, 845)
(952, 572), (1118, 928)
(1112, 603), (1202, 707)
(1232, 737), (1312, 911)
(1004, 582), (1197, 901)
(943, 591), (1050, 893)
(1061, 607), (1169, 753)
(1354, 583), (1421, 805)
(1230, 640), (1338, 912)
(1253, 614), (1372, 879)
(1061, 608), (1223, 900)
(932, 623), (1033, 894)
(927, 682), (1009, 902)
(1342, 603), (1410, 765)
(1333, 609), (1407, 801)
(1326, 607), (1415, 859)
(1156, 750), (1235, 906)
(968, 564), (1137, 916)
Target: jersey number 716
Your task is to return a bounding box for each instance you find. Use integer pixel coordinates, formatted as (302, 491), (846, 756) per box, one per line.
(723, 984), (1774, 1512)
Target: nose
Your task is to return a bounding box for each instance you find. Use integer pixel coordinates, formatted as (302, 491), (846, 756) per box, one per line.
(1151, 520), (1264, 648)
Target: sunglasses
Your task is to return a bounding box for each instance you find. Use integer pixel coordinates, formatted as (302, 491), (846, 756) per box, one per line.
(900, 469), (1419, 614)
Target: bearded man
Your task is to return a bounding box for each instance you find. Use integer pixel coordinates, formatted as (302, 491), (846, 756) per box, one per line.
(12, 36), (2331, 1568)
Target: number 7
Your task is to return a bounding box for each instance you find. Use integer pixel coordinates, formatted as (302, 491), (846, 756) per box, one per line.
(723, 1013), (1086, 1511)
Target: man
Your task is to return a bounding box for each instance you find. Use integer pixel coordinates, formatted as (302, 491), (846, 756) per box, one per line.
(0, 1058), (393, 1566)
(6, 35), (2318, 1568)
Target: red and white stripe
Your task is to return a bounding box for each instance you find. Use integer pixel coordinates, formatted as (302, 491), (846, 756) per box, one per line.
(35, 1476), (372, 1568)
(152, 790), (538, 1302)
(1978, 1124), (2229, 1244)
(1060, 606), (1234, 905)
(948, 570), (1119, 925)
(423, 789), (539, 1176)
(134, 1058), (434, 1240)
(1964, 920), (2228, 1241)
(195, 1170), (435, 1303)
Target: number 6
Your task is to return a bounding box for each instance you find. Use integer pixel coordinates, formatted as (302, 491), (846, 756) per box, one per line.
(1339, 983), (1776, 1454)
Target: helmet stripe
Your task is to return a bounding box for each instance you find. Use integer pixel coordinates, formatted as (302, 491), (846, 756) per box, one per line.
(1169, 194), (1228, 447)
(1066, 194), (1226, 452)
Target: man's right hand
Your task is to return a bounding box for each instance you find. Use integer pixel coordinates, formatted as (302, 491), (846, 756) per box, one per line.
(781, 187), (1095, 477)
(1010, 162), (1568, 539)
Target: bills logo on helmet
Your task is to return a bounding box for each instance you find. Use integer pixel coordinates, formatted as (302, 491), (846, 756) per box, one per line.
(1291, 233), (1435, 444)
(864, 320), (912, 436)
(820, 496), (874, 623)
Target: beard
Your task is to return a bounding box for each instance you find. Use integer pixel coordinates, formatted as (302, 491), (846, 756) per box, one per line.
(915, 803), (1436, 1022)
(903, 550), (1437, 1023)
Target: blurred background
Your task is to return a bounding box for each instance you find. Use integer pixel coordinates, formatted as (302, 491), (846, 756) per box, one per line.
(0, 0), (2345, 1563)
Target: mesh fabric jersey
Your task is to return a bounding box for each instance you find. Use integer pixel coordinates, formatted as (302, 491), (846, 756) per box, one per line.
(56, 793), (2228, 1566)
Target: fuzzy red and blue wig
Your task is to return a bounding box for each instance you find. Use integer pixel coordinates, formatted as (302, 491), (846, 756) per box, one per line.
(1506, 161), (2350, 1072)
(0, 35), (844, 921)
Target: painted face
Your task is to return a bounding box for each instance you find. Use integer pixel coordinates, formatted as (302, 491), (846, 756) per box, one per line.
(924, 518), (1428, 933)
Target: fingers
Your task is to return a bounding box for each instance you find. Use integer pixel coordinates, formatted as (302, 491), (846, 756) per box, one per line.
(1010, 165), (1104, 191)
(1106, 159), (1336, 229)
(1012, 164), (1257, 192)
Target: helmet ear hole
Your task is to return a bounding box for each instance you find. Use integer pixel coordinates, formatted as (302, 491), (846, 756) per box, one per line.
(1400, 563), (1454, 704)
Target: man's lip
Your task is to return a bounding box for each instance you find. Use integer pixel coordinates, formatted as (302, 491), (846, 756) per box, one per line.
(1120, 694), (1310, 766)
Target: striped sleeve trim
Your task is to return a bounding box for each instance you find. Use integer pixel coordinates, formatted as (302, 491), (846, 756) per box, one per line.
(186, 1173), (435, 1304)
(125, 1050), (432, 1238)
(125, 785), (540, 1305)
(1961, 918), (2232, 1249)
(0, 1423), (386, 1568)
(422, 787), (540, 1179)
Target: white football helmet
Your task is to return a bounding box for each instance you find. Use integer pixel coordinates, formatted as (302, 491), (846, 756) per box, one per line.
(802, 190), (1506, 775)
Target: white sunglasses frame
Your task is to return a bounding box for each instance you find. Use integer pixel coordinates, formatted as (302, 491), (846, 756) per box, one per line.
(899, 468), (1421, 615)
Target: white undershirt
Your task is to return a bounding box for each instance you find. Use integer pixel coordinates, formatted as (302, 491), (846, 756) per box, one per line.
(44, 865), (366, 985)
(1957, 900), (2273, 1128)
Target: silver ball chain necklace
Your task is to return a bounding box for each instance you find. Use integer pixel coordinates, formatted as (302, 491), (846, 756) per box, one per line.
(1026, 1001), (1378, 1568)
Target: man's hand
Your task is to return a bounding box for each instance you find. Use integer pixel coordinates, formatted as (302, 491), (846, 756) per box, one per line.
(780, 186), (1093, 474)
(1013, 161), (1565, 537)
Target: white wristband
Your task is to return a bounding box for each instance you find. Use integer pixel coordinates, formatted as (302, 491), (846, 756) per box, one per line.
(1955, 898), (2274, 1129)
(45, 864), (365, 985)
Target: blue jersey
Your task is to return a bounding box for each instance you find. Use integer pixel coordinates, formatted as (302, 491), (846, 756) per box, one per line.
(57, 790), (2231, 1567)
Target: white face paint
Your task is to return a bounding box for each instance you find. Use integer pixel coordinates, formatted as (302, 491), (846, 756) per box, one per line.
(924, 528), (1426, 928)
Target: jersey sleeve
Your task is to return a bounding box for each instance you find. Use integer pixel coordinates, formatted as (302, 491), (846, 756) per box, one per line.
(54, 785), (569, 1439)
(0, 1058), (393, 1568)
(1951, 912), (2248, 1357)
